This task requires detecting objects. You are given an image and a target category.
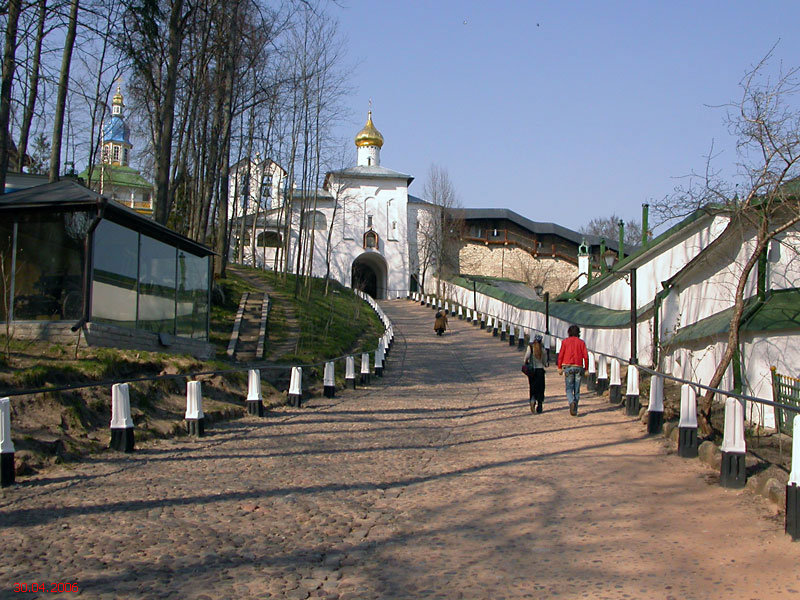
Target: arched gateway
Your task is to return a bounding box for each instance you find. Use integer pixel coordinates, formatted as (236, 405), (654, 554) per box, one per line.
(351, 252), (388, 299)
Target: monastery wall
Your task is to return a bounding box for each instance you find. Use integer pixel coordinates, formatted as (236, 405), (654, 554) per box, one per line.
(458, 243), (577, 296)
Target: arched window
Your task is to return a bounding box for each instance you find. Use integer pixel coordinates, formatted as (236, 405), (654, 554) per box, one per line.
(305, 211), (327, 231)
(257, 231), (282, 247)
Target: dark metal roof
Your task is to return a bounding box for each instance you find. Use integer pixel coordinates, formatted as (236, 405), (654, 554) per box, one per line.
(459, 207), (632, 252)
(0, 180), (214, 257)
(328, 165), (414, 185)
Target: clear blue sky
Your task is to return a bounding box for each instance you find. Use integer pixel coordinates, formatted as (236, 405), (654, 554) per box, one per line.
(331, 0), (800, 233)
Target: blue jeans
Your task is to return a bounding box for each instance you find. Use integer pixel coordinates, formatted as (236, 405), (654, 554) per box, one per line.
(564, 366), (583, 407)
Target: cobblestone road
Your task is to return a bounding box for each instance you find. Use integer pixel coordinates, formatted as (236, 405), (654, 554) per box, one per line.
(1, 300), (797, 599)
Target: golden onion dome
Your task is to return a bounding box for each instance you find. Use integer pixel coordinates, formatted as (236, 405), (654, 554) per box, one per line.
(355, 111), (384, 148)
(112, 85), (124, 106)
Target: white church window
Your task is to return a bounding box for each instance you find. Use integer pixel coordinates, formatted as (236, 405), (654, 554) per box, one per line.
(389, 220), (398, 241)
(123, 148), (129, 164)
(367, 215), (373, 228)
(113, 145), (120, 161)
(305, 211), (327, 231)
(342, 198), (353, 240)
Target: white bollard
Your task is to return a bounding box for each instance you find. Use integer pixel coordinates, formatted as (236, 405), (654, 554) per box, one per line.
(608, 359), (622, 403)
(647, 375), (664, 434)
(472, 310), (479, 326)
(596, 355), (609, 395)
(458, 306), (464, 320)
(375, 347), (384, 377)
(289, 366), (303, 408)
(0, 397), (15, 487)
(587, 352), (597, 392)
(500, 320), (507, 341)
(185, 380), (205, 436)
(787, 415), (800, 540)
(111, 383), (135, 451)
(323, 361), (336, 398)
(246, 369), (264, 417)
(492, 317), (499, 337)
(345, 355), (356, 389)
(508, 324), (516, 346)
(719, 397), (746, 488)
(624, 364), (640, 416)
(360, 353), (371, 385)
(678, 384), (699, 457)
(518, 328), (526, 350)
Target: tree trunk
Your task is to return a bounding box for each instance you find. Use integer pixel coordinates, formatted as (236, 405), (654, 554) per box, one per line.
(49, 0), (80, 183)
(17, 0), (47, 174)
(0, 0), (22, 192)
(153, 0), (186, 224)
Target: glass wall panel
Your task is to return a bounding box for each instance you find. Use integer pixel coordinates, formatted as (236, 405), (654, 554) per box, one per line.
(138, 235), (176, 334)
(0, 220), (12, 321)
(13, 212), (88, 320)
(176, 251), (209, 340)
(91, 220), (138, 328)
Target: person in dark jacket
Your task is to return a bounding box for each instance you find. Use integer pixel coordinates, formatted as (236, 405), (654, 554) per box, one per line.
(523, 334), (547, 413)
(557, 324), (589, 416)
(434, 311), (448, 335)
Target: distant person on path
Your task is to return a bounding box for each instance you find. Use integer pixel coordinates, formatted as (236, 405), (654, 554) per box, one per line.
(557, 324), (589, 416)
(523, 334), (547, 413)
(434, 310), (448, 336)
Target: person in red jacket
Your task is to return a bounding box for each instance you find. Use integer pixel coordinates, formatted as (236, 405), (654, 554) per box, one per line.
(557, 324), (589, 416)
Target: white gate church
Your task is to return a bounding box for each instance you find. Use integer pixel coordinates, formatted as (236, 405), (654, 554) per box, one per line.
(232, 112), (431, 298)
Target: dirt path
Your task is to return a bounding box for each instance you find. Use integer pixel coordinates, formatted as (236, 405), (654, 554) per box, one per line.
(0, 299), (796, 599)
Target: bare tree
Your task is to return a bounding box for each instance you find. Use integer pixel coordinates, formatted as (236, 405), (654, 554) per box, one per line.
(48, 0), (80, 183)
(418, 164), (462, 296)
(0, 0), (22, 192)
(653, 50), (800, 435)
(580, 214), (642, 246)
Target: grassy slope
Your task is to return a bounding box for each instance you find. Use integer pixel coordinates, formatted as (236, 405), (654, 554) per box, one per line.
(0, 267), (385, 474)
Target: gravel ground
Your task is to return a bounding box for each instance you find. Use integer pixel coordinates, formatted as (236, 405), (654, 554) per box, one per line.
(0, 299), (797, 599)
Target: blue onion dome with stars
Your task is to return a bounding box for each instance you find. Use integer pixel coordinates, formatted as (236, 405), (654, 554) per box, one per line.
(103, 87), (130, 145)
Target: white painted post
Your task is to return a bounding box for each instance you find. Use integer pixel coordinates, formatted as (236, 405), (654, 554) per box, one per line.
(185, 380), (205, 436)
(323, 361), (336, 398)
(787, 415), (800, 540)
(110, 383), (135, 451)
(518, 327), (526, 350)
(0, 397), (15, 487)
(375, 346), (384, 377)
(508, 324), (516, 346)
(288, 367), (303, 408)
(587, 352), (597, 392)
(596, 355), (609, 395)
(624, 364), (640, 416)
(719, 397), (746, 488)
(678, 384), (699, 457)
(500, 320), (507, 341)
(608, 359), (622, 403)
(345, 355), (356, 389)
(360, 353), (370, 385)
(492, 317), (499, 337)
(246, 369), (264, 417)
(647, 375), (664, 434)
(458, 305), (464, 320)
